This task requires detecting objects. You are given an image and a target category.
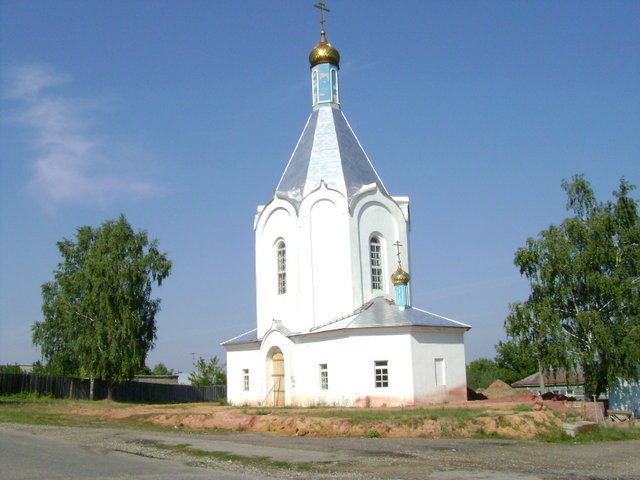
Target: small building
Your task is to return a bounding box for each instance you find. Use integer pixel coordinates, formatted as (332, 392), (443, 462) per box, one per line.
(133, 375), (179, 385)
(512, 371), (586, 399)
(608, 367), (640, 417)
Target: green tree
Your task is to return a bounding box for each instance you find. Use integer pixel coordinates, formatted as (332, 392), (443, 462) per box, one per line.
(0, 364), (23, 374)
(494, 339), (538, 384)
(32, 214), (172, 396)
(505, 175), (639, 397)
(189, 356), (226, 386)
(466, 358), (507, 390)
(150, 363), (175, 375)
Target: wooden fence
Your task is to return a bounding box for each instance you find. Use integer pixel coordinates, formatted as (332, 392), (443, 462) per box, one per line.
(0, 373), (226, 403)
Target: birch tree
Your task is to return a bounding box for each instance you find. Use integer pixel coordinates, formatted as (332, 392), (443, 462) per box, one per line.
(32, 215), (172, 396)
(505, 175), (639, 397)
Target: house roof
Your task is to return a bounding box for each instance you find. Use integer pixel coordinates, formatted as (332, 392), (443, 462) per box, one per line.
(512, 371), (585, 387)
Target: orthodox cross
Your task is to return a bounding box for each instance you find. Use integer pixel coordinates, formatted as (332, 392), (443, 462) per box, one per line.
(314, 1), (330, 31)
(393, 241), (403, 265)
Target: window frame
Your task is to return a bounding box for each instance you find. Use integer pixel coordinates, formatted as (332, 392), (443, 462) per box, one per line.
(242, 368), (250, 392)
(277, 240), (287, 295)
(319, 363), (328, 390)
(374, 360), (389, 388)
(369, 236), (383, 291)
(435, 358), (446, 386)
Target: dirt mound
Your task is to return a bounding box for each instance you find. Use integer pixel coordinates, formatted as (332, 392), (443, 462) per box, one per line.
(66, 403), (563, 440)
(476, 379), (520, 399)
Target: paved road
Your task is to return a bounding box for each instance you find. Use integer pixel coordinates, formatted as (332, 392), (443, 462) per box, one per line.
(0, 429), (256, 480)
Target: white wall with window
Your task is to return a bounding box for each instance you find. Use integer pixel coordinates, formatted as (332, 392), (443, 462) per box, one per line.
(225, 345), (262, 405)
(254, 199), (299, 338)
(410, 330), (467, 403)
(352, 189), (410, 306)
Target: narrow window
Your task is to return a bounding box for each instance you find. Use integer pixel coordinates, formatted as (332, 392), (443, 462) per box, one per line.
(319, 364), (328, 390)
(312, 70), (319, 105)
(330, 68), (339, 103)
(370, 237), (383, 290)
(374, 360), (389, 388)
(435, 358), (445, 386)
(242, 369), (250, 391)
(277, 241), (286, 295)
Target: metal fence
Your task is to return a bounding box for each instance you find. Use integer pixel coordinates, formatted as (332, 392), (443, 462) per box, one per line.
(0, 373), (226, 403)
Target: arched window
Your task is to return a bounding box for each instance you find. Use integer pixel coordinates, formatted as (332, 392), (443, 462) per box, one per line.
(370, 237), (383, 290)
(277, 240), (287, 295)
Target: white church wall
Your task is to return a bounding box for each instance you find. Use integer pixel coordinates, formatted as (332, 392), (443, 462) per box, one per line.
(410, 329), (468, 404)
(255, 199), (299, 338)
(309, 199), (352, 327)
(287, 329), (416, 407)
(288, 332), (354, 406)
(297, 186), (353, 330)
(225, 344), (263, 406)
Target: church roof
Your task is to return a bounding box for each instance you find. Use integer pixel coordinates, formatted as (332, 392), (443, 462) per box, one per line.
(311, 296), (471, 333)
(221, 328), (258, 346)
(222, 297), (469, 347)
(275, 106), (388, 205)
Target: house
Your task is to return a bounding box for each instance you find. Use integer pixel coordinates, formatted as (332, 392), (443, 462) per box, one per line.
(511, 371), (586, 399)
(222, 8), (470, 407)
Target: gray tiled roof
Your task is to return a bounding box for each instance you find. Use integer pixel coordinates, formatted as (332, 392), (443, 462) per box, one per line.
(222, 298), (469, 346)
(310, 296), (470, 332)
(345, 297), (470, 330)
(275, 106), (387, 204)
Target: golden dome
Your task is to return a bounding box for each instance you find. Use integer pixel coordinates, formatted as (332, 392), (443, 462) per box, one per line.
(391, 265), (410, 285)
(309, 31), (340, 67)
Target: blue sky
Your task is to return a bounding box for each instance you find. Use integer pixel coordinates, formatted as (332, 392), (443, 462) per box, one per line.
(1, 1), (638, 375)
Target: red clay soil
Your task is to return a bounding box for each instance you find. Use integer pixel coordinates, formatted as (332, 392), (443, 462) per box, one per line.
(65, 394), (603, 440)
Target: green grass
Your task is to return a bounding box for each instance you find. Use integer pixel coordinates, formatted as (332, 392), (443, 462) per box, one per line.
(271, 406), (488, 425)
(512, 404), (534, 412)
(0, 396), (227, 432)
(536, 424), (640, 444)
(151, 443), (312, 471)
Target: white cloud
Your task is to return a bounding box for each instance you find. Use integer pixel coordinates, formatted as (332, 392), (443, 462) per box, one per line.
(5, 65), (70, 100)
(6, 64), (162, 208)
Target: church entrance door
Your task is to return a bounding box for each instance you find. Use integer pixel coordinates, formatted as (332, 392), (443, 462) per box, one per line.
(271, 351), (285, 407)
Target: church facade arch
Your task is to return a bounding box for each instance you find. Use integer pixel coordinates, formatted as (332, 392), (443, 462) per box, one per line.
(351, 188), (410, 304)
(260, 327), (293, 406)
(255, 200), (298, 338)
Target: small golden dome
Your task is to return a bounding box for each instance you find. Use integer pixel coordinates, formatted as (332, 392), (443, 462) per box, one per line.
(309, 31), (340, 67)
(391, 265), (410, 285)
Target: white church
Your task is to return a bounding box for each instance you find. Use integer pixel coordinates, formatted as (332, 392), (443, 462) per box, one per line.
(223, 9), (470, 407)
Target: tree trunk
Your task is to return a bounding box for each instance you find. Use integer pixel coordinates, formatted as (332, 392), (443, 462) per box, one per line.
(89, 377), (95, 401)
(538, 362), (546, 394)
